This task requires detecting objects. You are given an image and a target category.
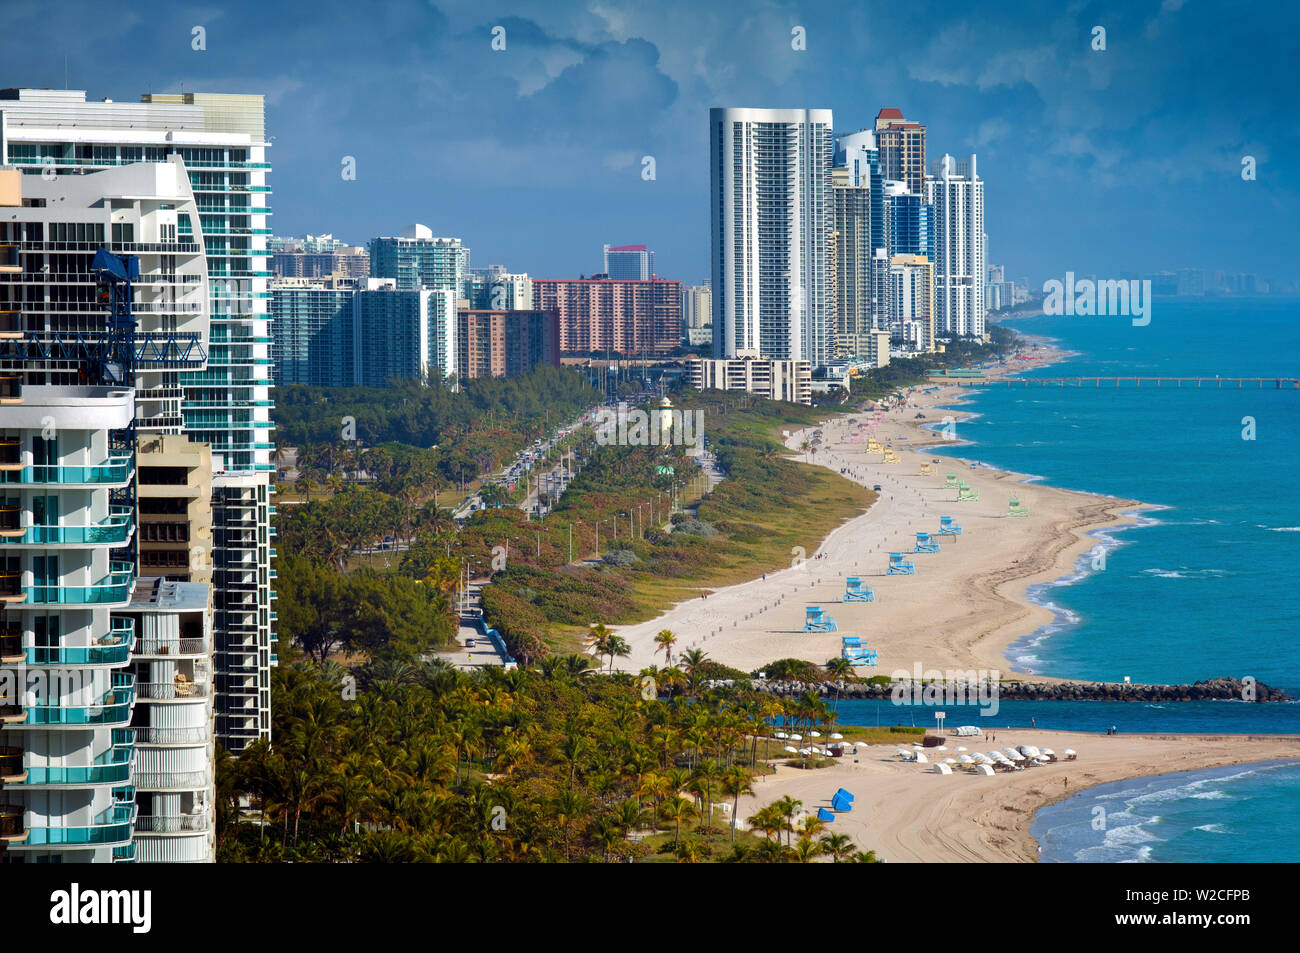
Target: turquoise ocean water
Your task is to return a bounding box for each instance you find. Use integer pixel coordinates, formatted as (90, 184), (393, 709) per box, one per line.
(842, 298), (1300, 861)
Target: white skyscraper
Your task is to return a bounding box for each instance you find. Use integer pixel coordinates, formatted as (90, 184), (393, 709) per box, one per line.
(709, 107), (834, 367)
(926, 153), (986, 339)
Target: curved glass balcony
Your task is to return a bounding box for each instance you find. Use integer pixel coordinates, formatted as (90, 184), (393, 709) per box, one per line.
(2, 506), (134, 546)
(19, 673), (136, 726)
(21, 802), (136, 847)
(25, 624), (135, 665)
(27, 562), (134, 605)
(0, 457), (133, 486)
(12, 730), (135, 785)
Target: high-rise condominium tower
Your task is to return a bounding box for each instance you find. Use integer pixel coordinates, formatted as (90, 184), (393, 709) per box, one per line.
(709, 107), (834, 366)
(874, 108), (927, 198)
(0, 163), (217, 862)
(368, 225), (468, 293)
(0, 88), (275, 754)
(926, 154), (986, 339)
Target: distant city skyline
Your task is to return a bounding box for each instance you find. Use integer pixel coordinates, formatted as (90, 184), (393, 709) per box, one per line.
(6, 1), (1294, 288)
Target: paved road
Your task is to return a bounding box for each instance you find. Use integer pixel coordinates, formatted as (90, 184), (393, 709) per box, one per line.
(428, 583), (510, 670)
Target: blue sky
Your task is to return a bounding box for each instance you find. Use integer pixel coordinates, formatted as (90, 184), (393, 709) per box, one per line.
(4, 0), (1297, 287)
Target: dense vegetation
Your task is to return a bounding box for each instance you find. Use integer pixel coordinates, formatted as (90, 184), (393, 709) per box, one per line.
(276, 367), (595, 448)
(216, 656), (887, 863)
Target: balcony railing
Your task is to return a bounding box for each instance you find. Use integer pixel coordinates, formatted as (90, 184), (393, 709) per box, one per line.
(22, 802), (136, 846)
(135, 636), (210, 657)
(134, 813), (211, 834)
(131, 769), (211, 790)
(0, 377), (20, 403)
(2, 506), (134, 546)
(0, 438), (19, 466)
(112, 842), (136, 863)
(136, 677), (210, 700)
(0, 457), (133, 486)
(27, 562), (135, 605)
(20, 673), (136, 726)
(135, 726), (208, 745)
(15, 731), (135, 785)
(25, 627), (135, 666)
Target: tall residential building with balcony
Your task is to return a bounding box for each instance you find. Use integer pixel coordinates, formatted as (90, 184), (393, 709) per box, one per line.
(121, 578), (214, 863)
(711, 108), (835, 366)
(457, 309), (560, 380)
(368, 225), (468, 293)
(831, 129), (889, 358)
(269, 276), (359, 386)
(926, 153), (986, 339)
(352, 280), (458, 388)
(0, 88), (277, 752)
(532, 277), (682, 357)
(0, 163), (217, 862)
(889, 255), (936, 353)
(1, 385), (140, 863)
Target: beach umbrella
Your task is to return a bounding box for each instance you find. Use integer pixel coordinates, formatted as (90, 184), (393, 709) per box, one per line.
(775, 732), (788, 739)
(810, 731), (822, 738)
(956, 747), (968, 752)
(830, 732), (844, 740)
(783, 746), (798, 753)
(790, 734), (803, 741)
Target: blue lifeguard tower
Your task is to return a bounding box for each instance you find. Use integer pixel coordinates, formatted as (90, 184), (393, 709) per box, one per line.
(844, 576), (875, 602)
(937, 515), (962, 536)
(914, 532), (940, 553)
(887, 552), (916, 575)
(803, 605), (838, 632)
(841, 636), (877, 666)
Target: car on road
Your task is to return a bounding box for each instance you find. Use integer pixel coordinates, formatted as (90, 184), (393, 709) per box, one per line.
(465, 639), (476, 648)
(873, 484), (882, 492)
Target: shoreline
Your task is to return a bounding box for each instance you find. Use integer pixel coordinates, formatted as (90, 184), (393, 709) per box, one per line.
(615, 336), (1149, 684)
(731, 730), (1300, 863)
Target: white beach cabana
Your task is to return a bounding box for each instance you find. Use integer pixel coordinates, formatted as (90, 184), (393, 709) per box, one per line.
(934, 763), (953, 775)
(974, 764), (995, 776)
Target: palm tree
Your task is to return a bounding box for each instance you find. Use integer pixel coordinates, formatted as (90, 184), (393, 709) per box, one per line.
(585, 622), (611, 665)
(824, 656), (853, 680)
(820, 832), (855, 863)
(720, 766), (753, 842)
(603, 634), (631, 673)
(774, 795), (802, 847)
(680, 648), (709, 697)
(792, 835), (824, 863)
(551, 788), (592, 861)
(660, 795), (696, 851)
(654, 628), (677, 667)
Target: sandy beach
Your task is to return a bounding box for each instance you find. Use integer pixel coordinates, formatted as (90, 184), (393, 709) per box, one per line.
(615, 340), (1145, 681)
(731, 731), (1300, 862)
